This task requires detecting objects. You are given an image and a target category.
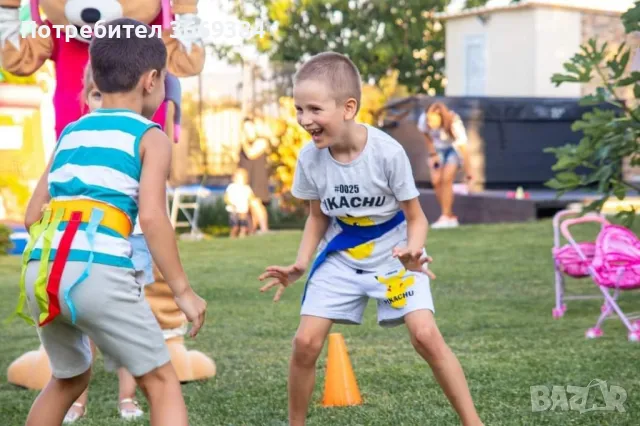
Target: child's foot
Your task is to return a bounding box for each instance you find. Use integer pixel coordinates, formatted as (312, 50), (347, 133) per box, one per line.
(63, 402), (87, 424)
(118, 398), (144, 420)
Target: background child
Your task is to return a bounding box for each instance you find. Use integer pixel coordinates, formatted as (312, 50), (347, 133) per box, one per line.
(61, 63), (153, 423)
(224, 168), (254, 238)
(20, 18), (206, 426)
(259, 52), (483, 426)
(417, 102), (472, 229)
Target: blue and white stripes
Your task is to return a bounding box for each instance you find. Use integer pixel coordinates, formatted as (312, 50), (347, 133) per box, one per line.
(30, 108), (160, 269)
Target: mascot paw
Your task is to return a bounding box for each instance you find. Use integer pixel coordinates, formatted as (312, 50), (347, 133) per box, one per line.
(0, 6), (20, 50)
(7, 345), (52, 390)
(166, 337), (216, 383)
(0, 6), (18, 22)
(0, 0), (20, 9)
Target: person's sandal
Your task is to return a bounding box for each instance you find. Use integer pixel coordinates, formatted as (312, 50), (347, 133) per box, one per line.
(63, 402), (87, 424)
(118, 398), (144, 420)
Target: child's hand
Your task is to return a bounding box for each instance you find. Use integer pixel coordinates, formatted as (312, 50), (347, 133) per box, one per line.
(174, 288), (207, 338)
(392, 247), (436, 279)
(428, 155), (440, 170)
(259, 263), (306, 302)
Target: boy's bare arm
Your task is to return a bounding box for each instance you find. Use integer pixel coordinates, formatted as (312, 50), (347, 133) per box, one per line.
(24, 154), (54, 229)
(258, 199), (328, 300)
(295, 200), (330, 270)
(138, 128), (190, 296)
(400, 197), (428, 253)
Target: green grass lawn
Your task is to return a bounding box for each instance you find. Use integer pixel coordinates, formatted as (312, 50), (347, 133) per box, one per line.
(1, 219), (639, 425)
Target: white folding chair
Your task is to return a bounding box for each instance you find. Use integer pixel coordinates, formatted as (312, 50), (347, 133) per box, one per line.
(167, 184), (212, 239)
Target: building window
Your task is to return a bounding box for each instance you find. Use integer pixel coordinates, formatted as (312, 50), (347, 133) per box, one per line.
(464, 34), (486, 96)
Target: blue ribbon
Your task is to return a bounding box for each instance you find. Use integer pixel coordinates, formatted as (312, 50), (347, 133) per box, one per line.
(301, 211), (405, 304)
(64, 208), (104, 324)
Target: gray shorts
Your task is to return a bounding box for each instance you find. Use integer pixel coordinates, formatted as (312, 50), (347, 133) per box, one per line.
(300, 255), (435, 327)
(24, 261), (170, 379)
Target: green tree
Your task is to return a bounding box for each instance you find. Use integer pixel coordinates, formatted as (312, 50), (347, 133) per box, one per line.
(463, 0), (520, 8)
(463, 0), (490, 8)
(236, 0), (449, 95)
(546, 1), (640, 225)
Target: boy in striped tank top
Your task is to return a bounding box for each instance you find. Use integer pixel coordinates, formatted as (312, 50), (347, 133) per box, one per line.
(17, 18), (206, 426)
(58, 63), (153, 424)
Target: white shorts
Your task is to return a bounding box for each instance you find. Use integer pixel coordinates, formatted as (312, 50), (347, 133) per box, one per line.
(300, 255), (435, 327)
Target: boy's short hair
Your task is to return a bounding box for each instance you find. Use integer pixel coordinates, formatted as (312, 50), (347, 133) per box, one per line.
(89, 18), (167, 93)
(293, 52), (362, 113)
(80, 64), (93, 106)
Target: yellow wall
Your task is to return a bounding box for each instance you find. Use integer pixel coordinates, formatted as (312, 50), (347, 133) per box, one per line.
(0, 107), (46, 181)
(0, 83), (47, 221)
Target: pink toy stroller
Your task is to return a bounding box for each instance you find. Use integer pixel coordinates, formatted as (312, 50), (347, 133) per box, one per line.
(561, 215), (640, 341)
(552, 209), (606, 318)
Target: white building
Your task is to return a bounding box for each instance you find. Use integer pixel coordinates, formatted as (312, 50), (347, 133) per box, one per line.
(438, 0), (637, 98)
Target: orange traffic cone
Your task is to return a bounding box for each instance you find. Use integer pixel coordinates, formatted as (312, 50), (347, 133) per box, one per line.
(322, 333), (363, 407)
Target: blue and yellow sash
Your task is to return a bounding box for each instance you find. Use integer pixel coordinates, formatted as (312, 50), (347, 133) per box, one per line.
(301, 211), (405, 304)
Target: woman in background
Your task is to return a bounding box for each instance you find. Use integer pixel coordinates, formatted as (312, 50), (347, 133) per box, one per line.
(417, 102), (471, 229)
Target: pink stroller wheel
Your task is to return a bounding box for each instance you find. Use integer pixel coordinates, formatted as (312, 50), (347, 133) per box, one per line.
(585, 327), (603, 339)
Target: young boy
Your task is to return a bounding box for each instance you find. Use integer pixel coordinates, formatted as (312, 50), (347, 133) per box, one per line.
(60, 64), (156, 423)
(259, 52), (483, 426)
(224, 167), (254, 238)
(18, 18), (206, 426)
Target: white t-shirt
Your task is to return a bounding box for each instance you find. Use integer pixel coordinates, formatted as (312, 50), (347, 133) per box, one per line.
(292, 124), (420, 271)
(417, 111), (468, 150)
(226, 183), (254, 214)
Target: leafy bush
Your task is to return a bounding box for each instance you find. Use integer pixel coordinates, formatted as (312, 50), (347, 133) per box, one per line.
(195, 195), (307, 237)
(266, 197), (307, 230)
(197, 197), (230, 236)
(546, 2), (640, 225)
(0, 224), (13, 255)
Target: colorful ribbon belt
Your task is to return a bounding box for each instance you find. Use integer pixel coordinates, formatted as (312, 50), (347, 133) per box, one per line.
(300, 211), (405, 305)
(9, 199), (131, 327)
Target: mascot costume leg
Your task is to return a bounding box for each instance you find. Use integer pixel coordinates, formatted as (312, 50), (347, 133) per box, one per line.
(1, 0), (215, 390)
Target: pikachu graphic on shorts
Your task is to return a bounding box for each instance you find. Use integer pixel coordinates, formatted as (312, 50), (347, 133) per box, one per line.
(375, 269), (416, 309)
(338, 214), (375, 260)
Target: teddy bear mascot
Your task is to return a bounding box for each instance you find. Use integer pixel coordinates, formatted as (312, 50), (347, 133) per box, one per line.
(1, 0), (216, 390)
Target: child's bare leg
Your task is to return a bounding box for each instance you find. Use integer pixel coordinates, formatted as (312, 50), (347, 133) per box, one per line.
(118, 368), (143, 417)
(64, 340), (97, 421)
(289, 315), (334, 426)
(26, 368), (92, 426)
(441, 163), (458, 217)
(64, 387), (89, 422)
(238, 215), (248, 238)
(135, 362), (187, 426)
(118, 367), (138, 400)
(405, 310), (483, 426)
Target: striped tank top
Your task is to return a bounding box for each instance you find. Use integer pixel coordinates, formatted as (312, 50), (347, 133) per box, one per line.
(29, 108), (160, 269)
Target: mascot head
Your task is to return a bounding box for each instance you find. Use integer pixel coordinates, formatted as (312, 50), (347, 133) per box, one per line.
(30, 0), (172, 43)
